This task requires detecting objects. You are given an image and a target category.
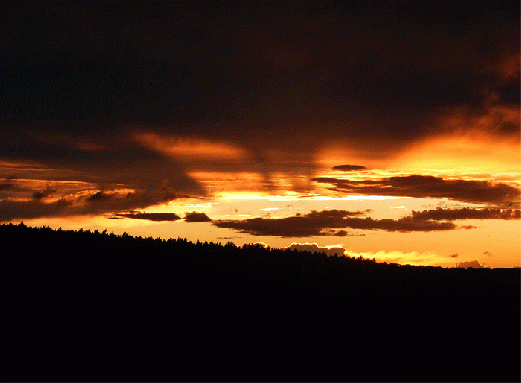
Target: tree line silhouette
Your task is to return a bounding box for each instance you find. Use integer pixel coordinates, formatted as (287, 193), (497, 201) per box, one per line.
(2, 223), (519, 382)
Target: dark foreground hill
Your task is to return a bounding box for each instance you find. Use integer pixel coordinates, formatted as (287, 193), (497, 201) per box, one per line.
(2, 223), (519, 381)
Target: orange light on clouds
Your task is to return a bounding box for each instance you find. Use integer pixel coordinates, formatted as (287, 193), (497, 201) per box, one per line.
(393, 132), (520, 175)
(132, 132), (248, 161)
(392, 101), (521, 176)
(0, 159), (47, 171)
(285, 242), (455, 266)
(188, 171), (266, 194)
(344, 249), (445, 266)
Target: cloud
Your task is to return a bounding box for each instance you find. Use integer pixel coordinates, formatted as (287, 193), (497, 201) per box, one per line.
(0, 2), (518, 217)
(332, 230), (366, 237)
(285, 246), (456, 266)
(214, 210), (362, 237)
(86, 190), (115, 202)
(0, 175), (16, 191)
(0, 175), (34, 199)
(449, 253), (459, 258)
(456, 260), (483, 269)
(312, 175), (520, 205)
(458, 225), (477, 230)
(348, 217), (458, 232)
(411, 207), (520, 220)
(132, 132), (248, 162)
(0, 198), (73, 221)
(113, 210), (182, 222)
(0, 179), (188, 222)
(32, 184), (57, 200)
(184, 212), (212, 222)
(1, 2), (518, 165)
(78, 182), (182, 214)
(213, 209), (460, 237)
(332, 165), (367, 171)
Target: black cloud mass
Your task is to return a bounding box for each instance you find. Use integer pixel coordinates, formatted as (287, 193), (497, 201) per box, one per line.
(0, 0), (518, 222)
(213, 209), (461, 237)
(1, 1), (518, 161)
(312, 175), (521, 206)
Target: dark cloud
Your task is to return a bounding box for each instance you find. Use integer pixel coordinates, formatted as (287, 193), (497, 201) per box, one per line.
(332, 230), (366, 237)
(184, 212), (212, 222)
(458, 225), (477, 230)
(216, 236), (241, 240)
(0, 132), (205, 195)
(0, 180), (186, 222)
(332, 165), (367, 171)
(214, 210), (363, 237)
(0, 182), (12, 191)
(86, 190), (114, 203)
(456, 260), (483, 269)
(449, 254), (459, 258)
(113, 211), (181, 222)
(0, 175), (16, 191)
(0, 176), (22, 199)
(79, 183), (182, 214)
(343, 217), (458, 233)
(213, 209), (460, 237)
(312, 175), (520, 205)
(32, 184), (57, 200)
(0, 1), (517, 153)
(0, 1), (518, 213)
(0, 198), (72, 221)
(411, 207), (520, 220)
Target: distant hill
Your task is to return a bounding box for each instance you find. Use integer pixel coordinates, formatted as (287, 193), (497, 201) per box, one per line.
(2, 223), (520, 381)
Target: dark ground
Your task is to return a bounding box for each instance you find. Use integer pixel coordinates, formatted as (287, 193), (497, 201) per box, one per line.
(2, 223), (520, 381)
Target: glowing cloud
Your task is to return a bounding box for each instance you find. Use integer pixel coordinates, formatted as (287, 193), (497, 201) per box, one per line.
(132, 132), (248, 161)
(393, 102), (520, 174)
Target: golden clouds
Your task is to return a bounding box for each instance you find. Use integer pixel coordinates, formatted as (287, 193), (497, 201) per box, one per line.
(343, 249), (445, 266)
(391, 85), (520, 174)
(132, 132), (248, 161)
(393, 132), (520, 174)
(188, 171), (265, 195)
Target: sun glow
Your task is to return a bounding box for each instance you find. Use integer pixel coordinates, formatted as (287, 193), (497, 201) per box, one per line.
(395, 134), (520, 174)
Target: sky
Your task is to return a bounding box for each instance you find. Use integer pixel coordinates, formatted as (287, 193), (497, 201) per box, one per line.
(1, 0), (519, 267)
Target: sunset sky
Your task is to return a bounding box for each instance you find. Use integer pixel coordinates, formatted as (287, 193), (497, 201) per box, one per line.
(1, 0), (519, 267)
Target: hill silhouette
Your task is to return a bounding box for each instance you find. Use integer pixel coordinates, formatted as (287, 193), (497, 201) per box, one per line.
(2, 223), (519, 381)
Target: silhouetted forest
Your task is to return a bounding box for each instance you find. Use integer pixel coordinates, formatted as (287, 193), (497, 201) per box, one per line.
(2, 223), (519, 381)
